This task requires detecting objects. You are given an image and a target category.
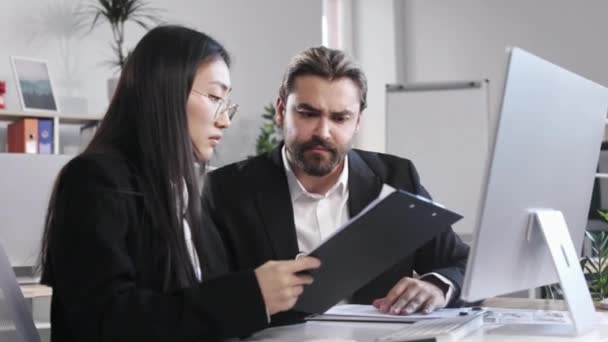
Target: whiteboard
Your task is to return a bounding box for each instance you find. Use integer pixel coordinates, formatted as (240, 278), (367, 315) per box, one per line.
(385, 81), (490, 235)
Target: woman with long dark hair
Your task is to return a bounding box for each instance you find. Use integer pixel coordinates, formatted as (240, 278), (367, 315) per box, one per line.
(38, 25), (320, 341)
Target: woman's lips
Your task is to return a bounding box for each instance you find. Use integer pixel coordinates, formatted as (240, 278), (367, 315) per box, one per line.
(209, 135), (222, 146)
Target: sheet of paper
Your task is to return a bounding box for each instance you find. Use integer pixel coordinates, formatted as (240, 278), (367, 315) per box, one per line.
(323, 304), (471, 321)
(482, 307), (572, 325)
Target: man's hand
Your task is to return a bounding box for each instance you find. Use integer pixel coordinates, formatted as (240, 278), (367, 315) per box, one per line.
(372, 277), (446, 315)
(254, 257), (321, 315)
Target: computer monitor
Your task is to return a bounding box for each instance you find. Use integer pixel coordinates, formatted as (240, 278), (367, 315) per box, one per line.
(461, 47), (608, 336)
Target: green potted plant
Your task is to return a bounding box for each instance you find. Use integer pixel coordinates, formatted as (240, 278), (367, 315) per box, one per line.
(84, 0), (163, 69)
(543, 211), (608, 305)
(582, 211), (608, 301)
(255, 103), (280, 155)
(83, 0), (163, 98)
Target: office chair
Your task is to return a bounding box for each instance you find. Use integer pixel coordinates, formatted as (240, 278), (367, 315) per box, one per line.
(0, 241), (41, 342)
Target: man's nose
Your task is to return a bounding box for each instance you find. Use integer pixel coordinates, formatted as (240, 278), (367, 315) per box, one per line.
(313, 117), (331, 139)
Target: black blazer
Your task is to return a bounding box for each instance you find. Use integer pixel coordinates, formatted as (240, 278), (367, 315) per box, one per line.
(43, 152), (268, 342)
(203, 146), (469, 318)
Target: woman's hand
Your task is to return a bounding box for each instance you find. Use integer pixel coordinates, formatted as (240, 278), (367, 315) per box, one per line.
(254, 256), (321, 315)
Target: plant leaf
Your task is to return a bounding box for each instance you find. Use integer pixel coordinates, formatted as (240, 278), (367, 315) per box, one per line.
(598, 210), (608, 222)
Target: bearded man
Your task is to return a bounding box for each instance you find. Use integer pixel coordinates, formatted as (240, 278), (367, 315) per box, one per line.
(202, 46), (469, 324)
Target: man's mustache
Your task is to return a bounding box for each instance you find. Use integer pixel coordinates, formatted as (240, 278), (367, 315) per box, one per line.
(300, 138), (337, 153)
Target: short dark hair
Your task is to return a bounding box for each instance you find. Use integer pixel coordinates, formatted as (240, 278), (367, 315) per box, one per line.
(278, 46), (367, 111)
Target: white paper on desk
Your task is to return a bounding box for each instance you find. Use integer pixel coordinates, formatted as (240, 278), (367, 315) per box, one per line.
(483, 307), (572, 325)
(316, 304), (469, 322)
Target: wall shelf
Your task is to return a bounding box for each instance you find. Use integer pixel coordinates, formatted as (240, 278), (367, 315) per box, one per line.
(0, 110), (102, 124)
(0, 110), (103, 154)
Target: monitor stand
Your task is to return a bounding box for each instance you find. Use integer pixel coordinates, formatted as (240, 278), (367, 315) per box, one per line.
(489, 209), (597, 337)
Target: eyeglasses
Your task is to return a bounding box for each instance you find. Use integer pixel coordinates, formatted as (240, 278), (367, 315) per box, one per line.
(191, 89), (239, 121)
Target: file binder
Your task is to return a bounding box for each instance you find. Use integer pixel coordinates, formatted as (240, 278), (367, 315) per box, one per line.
(7, 118), (38, 153)
(38, 119), (53, 154)
(293, 188), (463, 314)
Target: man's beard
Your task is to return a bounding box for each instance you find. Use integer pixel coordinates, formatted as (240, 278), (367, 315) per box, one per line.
(288, 136), (347, 176)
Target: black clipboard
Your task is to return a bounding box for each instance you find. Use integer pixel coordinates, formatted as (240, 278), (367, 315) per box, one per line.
(293, 188), (463, 314)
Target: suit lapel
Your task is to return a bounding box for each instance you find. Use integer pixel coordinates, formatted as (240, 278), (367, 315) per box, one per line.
(253, 146), (300, 260)
(347, 150), (383, 217)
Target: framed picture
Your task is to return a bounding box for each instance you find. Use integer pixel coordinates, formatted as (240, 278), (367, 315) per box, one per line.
(10, 56), (59, 112)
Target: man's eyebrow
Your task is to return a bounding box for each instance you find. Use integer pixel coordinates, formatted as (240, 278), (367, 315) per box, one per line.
(295, 103), (322, 112)
(331, 109), (355, 116)
(294, 103), (356, 116)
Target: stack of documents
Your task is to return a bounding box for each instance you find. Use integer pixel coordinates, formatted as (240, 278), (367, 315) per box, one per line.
(482, 307), (571, 325)
(307, 304), (473, 323)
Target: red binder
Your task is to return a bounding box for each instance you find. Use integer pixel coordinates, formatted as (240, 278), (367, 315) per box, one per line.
(7, 118), (38, 153)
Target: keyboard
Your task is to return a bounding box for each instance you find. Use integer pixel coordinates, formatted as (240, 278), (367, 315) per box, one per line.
(376, 311), (485, 342)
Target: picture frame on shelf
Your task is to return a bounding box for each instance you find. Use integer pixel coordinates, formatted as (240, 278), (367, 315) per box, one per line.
(10, 56), (59, 113)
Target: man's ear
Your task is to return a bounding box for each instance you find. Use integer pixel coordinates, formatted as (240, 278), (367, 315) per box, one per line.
(275, 97), (285, 128)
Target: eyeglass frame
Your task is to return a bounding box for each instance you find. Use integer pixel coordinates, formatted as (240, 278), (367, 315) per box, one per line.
(191, 89), (238, 121)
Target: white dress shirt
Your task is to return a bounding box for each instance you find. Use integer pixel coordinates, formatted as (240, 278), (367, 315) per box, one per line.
(282, 147), (350, 253)
(183, 219), (202, 281)
(281, 147), (455, 304)
(181, 183), (202, 281)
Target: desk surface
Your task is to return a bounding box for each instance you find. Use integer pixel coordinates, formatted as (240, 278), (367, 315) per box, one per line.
(20, 284), (52, 299)
(243, 298), (608, 342)
(18, 286), (608, 341)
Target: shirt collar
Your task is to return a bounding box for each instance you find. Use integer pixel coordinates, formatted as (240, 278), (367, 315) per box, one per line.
(281, 145), (349, 201)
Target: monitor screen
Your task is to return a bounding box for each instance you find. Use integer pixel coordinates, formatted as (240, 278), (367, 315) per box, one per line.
(461, 47), (608, 302)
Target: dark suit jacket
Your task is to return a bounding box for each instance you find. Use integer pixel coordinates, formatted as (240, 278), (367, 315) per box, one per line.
(202, 146), (469, 322)
(43, 152), (268, 342)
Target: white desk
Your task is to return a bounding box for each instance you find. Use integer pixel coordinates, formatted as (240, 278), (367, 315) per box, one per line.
(19, 284), (51, 342)
(243, 298), (608, 341)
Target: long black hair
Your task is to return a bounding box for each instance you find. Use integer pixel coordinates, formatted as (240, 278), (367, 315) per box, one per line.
(39, 25), (231, 290)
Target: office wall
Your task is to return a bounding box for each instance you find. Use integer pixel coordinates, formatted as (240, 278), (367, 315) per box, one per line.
(399, 0), (608, 128)
(351, 0), (608, 153)
(164, 0), (323, 165)
(0, 0), (322, 165)
(348, 0), (397, 153)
